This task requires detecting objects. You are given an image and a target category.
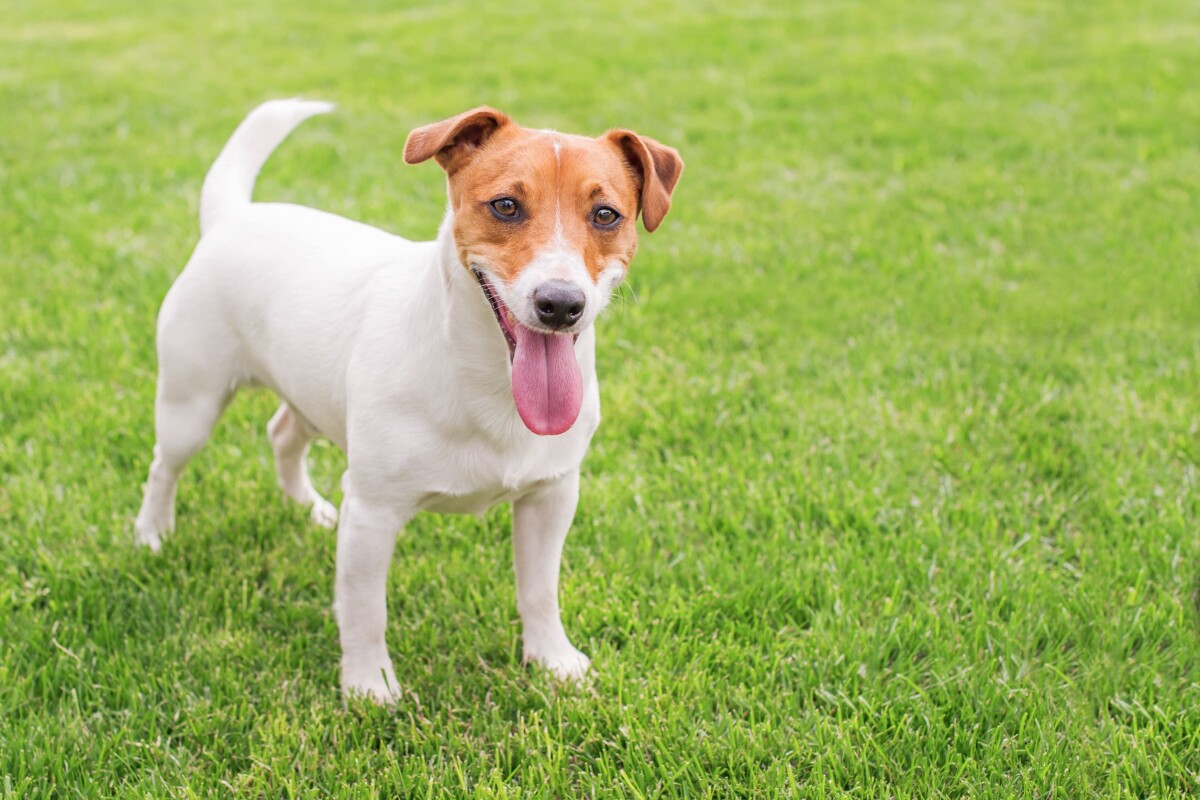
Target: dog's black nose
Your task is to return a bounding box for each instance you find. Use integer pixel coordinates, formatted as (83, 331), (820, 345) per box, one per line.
(533, 282), (586, 330)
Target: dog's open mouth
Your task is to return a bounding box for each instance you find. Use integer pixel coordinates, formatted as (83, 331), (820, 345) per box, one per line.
(471, 268), (584, 436)
(474, 269), (517, 359)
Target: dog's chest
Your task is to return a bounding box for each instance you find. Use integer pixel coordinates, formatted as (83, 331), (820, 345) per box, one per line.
(420, 485), (530, 515)
(414, 424), (592, 516)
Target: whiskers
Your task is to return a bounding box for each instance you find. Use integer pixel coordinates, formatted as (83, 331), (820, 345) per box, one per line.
(606, 277), (641, 314)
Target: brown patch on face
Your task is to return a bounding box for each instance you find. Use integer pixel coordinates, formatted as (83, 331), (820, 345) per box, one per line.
(404, 108), (683, 285)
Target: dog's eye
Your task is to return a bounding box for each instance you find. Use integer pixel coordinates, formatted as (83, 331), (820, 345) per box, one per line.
(489, 198), (520, 219)
(593, 207), (621, 228)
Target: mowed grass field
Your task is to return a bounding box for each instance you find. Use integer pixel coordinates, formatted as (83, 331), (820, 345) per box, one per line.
(3, 0), (1200, 796)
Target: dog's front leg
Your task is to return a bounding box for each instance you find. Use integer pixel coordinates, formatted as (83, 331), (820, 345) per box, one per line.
(512, 469), (590, 681)
(334, 492), (410, 704)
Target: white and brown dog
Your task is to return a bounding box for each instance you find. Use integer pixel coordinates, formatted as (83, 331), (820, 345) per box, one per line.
(133, 100), (682, 702)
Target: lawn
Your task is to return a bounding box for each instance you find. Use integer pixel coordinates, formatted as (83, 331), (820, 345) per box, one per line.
(3, 0), (1200, 796)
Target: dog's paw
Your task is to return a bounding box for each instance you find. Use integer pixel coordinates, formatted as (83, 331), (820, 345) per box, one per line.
(310, 498), (338, 529)
(134, 529), (163, 552)
(133, 518), (164, 552)
(526, 645), (591, 682)
(341, 659), (402, 706)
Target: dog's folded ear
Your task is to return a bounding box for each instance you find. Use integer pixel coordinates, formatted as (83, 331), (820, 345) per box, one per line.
(404, 107), (512, 173)
(604, 131), (684, 232)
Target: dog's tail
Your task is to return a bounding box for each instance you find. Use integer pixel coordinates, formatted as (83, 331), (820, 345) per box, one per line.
(199, 98), (335, 236)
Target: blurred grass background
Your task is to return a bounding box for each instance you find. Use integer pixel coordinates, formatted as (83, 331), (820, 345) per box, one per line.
(2, 0), (1200, 796)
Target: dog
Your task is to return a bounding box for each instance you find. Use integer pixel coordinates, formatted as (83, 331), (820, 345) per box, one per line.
(133, 100), (683, 702)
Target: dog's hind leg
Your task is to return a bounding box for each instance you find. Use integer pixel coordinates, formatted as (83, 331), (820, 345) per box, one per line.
(267, 402), (338, 528)
(134, 385), (230, 551)
(135, 296), (239, 551)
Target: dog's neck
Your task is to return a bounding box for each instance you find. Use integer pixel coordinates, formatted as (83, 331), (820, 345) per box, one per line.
(433, 203), (461, 285)
(428, 206), (522, 424)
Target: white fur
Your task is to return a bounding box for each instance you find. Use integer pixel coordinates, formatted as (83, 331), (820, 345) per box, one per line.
(134, 100), (604, 703)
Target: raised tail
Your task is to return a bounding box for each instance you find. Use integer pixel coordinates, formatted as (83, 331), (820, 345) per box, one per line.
(199, 98), (334, 235)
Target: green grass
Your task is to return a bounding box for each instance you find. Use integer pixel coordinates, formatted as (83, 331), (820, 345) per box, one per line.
(3, 0), (1200, 796)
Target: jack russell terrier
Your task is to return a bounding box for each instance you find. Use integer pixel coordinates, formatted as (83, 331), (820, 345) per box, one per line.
(133, 100), (683, 702)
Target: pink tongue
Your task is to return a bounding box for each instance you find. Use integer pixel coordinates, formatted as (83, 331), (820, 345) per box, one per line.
(511, 323), (583, 435)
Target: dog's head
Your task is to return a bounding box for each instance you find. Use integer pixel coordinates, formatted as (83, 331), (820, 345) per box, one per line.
(404, 108), (683, 436)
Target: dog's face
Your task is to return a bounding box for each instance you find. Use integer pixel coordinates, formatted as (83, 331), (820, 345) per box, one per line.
(405, 109), (683, 436)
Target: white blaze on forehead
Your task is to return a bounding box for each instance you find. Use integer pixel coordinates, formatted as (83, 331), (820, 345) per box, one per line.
(552, 134), (565, 248)
(545, 132), (569, 256)
(508, 132), (588, 311)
